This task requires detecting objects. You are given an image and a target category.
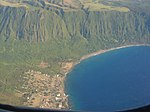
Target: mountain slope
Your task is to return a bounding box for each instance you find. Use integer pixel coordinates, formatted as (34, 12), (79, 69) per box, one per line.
(0, 0), (150, 108)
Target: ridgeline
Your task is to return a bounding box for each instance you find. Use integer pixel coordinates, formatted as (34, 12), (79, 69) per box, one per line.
(0, 0), (150, 109)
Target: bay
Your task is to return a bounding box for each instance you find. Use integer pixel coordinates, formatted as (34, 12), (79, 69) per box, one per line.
(65, 46), (150, 111)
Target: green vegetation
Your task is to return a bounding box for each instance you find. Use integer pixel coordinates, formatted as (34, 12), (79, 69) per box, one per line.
(79, 0), (129, 12)
(0, 0), (28, 8)
(0, 0), (150, 106)
(105, 0), (150, 13)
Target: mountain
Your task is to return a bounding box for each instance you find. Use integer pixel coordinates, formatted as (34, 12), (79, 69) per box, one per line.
(0, 0), (150, 107)
(0, 0), (150, 44)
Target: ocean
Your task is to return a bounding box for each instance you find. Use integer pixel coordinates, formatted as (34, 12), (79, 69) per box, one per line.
(65, 46), (150, 111)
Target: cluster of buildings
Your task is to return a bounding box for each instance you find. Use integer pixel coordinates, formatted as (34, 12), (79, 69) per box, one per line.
(21, 70), (69, 110)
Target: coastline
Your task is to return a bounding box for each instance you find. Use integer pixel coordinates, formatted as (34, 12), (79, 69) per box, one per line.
(64, 44), (150, 110)
(79, 44), (150, 63)
(65, 44), (150, 76)
(17, 44), (150, 110)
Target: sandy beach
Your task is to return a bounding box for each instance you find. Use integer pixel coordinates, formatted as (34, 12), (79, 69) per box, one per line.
(63, 44), (150, 110)
(79, 44), (150, 63)
(18, 44), (150, 110)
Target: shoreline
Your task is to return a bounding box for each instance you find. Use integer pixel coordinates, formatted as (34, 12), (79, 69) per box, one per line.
(17, 44), (150, 110)
(65, 44), (150, 76)
(64, 44), (150, 110)
(79, 44), (150, 63)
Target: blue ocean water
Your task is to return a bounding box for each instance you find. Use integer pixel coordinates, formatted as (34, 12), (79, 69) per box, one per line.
(65, 46), (150, 111)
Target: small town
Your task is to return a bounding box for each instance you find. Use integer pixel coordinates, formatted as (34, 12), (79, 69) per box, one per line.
(20, 69), (70, 110)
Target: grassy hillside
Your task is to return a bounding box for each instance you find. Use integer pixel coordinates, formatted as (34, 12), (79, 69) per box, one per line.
(79, 0), (129, 12)
(105, 0), (150, 13)
(1, 0), (130, 12)
(0, 0), (150, 106)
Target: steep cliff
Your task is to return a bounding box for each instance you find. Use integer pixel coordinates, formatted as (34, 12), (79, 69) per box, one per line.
(0, 0), (150, 106)
(0, 5), (150, 49)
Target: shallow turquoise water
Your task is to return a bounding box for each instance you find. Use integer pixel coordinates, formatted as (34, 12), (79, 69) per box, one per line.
(65, 46), (150, 111)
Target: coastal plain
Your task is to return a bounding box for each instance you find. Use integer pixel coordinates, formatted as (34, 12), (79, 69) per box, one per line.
(0, 0), (150, 110)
